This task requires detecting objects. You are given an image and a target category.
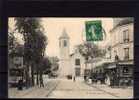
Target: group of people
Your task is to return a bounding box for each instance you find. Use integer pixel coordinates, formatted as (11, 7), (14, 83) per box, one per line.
(17, 73), (45, 90)
(84, 72), (106, 84)
(88, 70), (119, 87)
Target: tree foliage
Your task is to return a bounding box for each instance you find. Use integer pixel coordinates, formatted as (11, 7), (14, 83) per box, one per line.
(77, 42), (106, 60)
(14, 18), (45, 63)
(40, 57), (51, 74)
(8, 32), (16, 56)
(8, 32), (24, 57)
(48, 56), (59, 71)
(14, 17), (47, 86)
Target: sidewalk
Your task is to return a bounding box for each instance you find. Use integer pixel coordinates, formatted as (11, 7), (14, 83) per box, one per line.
(9, 86), (40, 98)
(8, 79), (59, 98)
(85, 81), (133, 99)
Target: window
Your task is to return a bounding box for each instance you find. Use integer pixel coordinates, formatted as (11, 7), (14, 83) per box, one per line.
(123, 29), (129, 43)
(75, 59), (80, 65)
(75, 68), (81, 76)
(124, 48), (129, 60)
(63, 40), (67, 47)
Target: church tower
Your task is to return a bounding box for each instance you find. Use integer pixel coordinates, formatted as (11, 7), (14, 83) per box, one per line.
(59, 28), (70, 77)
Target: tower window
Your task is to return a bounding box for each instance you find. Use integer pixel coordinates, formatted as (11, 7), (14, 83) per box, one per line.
(63, 40), (67, 47)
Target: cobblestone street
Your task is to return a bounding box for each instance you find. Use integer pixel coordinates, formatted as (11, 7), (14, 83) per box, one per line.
(9, 77), (133, 99)
(48, 78), (133, 99)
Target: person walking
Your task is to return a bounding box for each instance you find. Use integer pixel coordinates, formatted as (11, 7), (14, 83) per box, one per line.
(17, 77), (23, 90)
(84, 75), (86, 82)
(110, 70), (115, 88)
(73, 76), (76, 82)
(39, 72), (44, 87)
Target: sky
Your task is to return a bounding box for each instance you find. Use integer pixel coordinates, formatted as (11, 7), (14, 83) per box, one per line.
(9, 17), (113, 58)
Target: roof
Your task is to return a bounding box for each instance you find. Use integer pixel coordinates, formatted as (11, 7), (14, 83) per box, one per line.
(110, 18), (134, 33)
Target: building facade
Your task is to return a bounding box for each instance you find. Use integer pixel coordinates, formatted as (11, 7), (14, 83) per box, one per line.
(70, 48), (85, 77)
(59, 29), (86, 78)
(88, 18), (134, 86)
(108, 18), (134, 86)
(110, 18), (134, 64)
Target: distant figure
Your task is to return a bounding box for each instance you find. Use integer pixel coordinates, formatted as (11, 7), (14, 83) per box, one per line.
(17, 79), (23, 90)
(110, 71), (115, 88)
(39, 73), (44, 87)
(84, 75), (87, 82)
(73, 76), (76, 82)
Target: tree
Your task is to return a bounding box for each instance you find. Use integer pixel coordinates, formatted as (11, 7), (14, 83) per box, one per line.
(8, 32), (16, 57)
(40, 57), (51, 74)
(15, 18), (47, 87)
(77, 42), (106, 60)
(77, 42), (106, 77)
(8, 31), (24, 73)
(48, 56), (59, 77)
(32, 31), (47, 85)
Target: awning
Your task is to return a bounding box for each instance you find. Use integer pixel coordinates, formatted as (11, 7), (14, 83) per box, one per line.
(107, 64), (116, 69)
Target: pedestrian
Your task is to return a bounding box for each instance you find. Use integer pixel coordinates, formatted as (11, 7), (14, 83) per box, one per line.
(101, 73), (105, 84)
(73, 76), (76, 82)
(39, 72), (44, 87)
(110, 71), (115, 88)
(17, 77), (23, 90)
(84, 75), (86, 81)
(40, 77), (44, 87)
(91, 74), (94, 84)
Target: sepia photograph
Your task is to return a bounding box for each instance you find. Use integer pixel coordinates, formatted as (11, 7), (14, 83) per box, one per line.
(8, 17), (134, 99)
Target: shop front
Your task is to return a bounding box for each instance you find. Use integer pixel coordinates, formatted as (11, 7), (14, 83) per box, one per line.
(105, 62), (133, 87)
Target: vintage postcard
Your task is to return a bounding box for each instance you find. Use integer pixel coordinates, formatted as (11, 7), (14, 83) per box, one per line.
(8, 17), (134, 99)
